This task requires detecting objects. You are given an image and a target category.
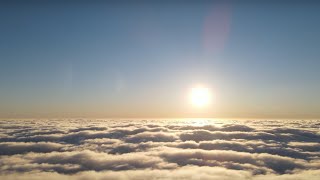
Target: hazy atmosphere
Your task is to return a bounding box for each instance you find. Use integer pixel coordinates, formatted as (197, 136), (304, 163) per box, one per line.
(0, 1), (319, 180)
(1, 0), (320, 118)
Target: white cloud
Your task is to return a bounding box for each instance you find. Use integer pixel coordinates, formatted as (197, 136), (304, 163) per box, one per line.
(0, 119), (319, 179)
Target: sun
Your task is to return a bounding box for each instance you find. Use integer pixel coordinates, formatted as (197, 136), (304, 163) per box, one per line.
(190, 86), (212, 107)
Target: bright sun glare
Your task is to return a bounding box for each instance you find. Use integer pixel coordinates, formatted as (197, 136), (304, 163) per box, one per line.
(190, 86), (212, 107)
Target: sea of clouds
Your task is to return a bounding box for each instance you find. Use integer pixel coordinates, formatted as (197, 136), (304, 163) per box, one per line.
(0, 118), (319, 180)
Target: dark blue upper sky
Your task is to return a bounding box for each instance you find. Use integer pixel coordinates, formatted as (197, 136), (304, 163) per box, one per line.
(1, 0), (320, 118)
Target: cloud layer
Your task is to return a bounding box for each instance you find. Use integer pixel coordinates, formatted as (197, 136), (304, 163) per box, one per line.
(0, 119), (319, 179)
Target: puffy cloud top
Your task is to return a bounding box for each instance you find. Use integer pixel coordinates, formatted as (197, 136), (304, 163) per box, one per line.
(0, 119), (319, 179)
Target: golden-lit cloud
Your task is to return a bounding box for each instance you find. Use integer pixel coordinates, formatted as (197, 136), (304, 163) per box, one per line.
(0, 119), (319, 179)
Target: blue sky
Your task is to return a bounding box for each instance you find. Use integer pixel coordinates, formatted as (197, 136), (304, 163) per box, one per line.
(0, 1), (320, 118)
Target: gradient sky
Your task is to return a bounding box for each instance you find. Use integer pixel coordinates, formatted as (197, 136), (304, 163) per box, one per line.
(1, 0), (320, 118)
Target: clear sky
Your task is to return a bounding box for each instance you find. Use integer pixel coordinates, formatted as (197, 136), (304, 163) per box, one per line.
(1, 0), (320, 118)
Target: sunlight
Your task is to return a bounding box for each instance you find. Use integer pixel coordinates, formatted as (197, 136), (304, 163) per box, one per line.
(190, 86), (212, 107)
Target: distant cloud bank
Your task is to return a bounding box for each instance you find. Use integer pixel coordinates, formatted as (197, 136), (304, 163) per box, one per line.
(0, 119), (319, 180)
